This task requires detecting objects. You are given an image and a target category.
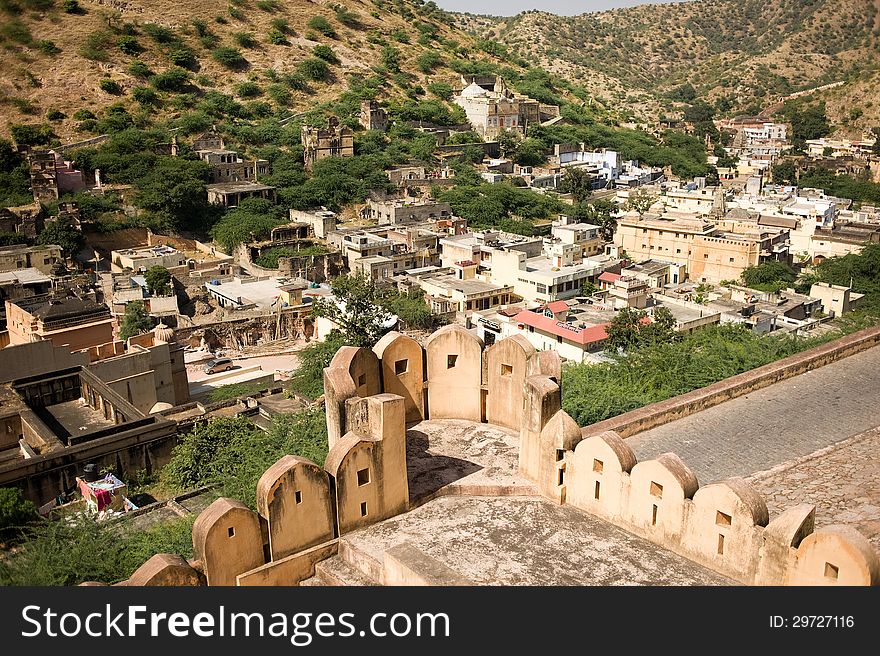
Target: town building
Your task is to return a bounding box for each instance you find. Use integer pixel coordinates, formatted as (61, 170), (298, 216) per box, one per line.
(204, 276), (309, 312)
(551, 216), (603, 258)
(0, 243), (63, 276)
(0, 268), (53, 331)
(359, 100), (389, 132)
(364, 197), (453, 226)
(301, 117), (354, 171)
(452, 75), (560, 139)
(5, 293), (115, 352)
(206, 181), (277, 208)
(111, 244), (187, 273)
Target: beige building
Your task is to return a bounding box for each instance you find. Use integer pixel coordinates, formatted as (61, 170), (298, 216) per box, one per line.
(551, 218), (603, 258)
(452, 76), (559, 139)
(615, 210), (790, 285)
(111, 244), (187, 273)
(0, 244), (63, 276)
(6, 294), (115, 352)
(809, 282), (859, 318)
(302, 117), (354, 171)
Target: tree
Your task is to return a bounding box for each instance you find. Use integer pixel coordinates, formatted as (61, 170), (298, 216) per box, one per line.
(210, 197), (285, 252)
(118, 300), (152, 341)
(36, 222), (84, 255)
(581, 280), (599, 297)
(381, 46), (401, 73)
(559, 166), (594, 203)
(772, 161), (797, 185)
(311, 273), (394, 347)
(624, 189), (656, 215)
(642, 306), (677, 344)
(572, 199), (618, 241)
(604, 307), (649, 352)
(740, 261), (797, 292)
(0, 487), (36, 536)
(144, 265), (171, 296)
(496, 129), (519, 159)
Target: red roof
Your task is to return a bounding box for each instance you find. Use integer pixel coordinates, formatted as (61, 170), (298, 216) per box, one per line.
(543, 300), (569, 313)
(598, 271), (621, 283)
(513, 310), (609, 346)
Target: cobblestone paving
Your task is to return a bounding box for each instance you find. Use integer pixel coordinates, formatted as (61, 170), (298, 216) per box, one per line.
(746, 428), (880, 551)
(624, 346), (880, 484)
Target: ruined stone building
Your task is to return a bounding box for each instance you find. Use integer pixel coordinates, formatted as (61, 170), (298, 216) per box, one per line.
(360, 100), (389, 132)
(301, 117), (354, 171)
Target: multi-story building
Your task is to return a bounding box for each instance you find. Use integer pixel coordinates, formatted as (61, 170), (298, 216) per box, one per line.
(359, 100), (389, 132)
(0, 268), (52, 332)
(551, 217), (603, 258)
(111, 244), (187, 273)
(0, 244), (63, 276)
(301, 117), (354, 170)
(452, 76), (559, 139)
(365, 198), (453, 226)
(5, 293), (115, 352)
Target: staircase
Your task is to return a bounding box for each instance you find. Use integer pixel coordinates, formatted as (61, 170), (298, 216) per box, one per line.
(299, 537), (384, 586)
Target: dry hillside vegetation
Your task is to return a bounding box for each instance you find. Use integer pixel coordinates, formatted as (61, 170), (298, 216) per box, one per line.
(457, 0), (880, 122)
(0, 0), (506, 140)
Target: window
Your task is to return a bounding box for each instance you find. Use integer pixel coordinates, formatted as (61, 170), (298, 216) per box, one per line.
(357, 373), (366, 387)
(357, 468), (370, 486)
(704, 254), (709, 259)
(501, 363), (513, 377)
(729, 257), (735, 263)
(651, 504), (658, 526)
(676, 249), (681, 254)
(717, 534), (725, 555)
(650, 481), (663, 498)
(556, 449), (565, 462)
(593, 459), (603, 472)
(360, 501), (368, 517)
(447, 354), (458, 368)
(594, 481), (601, 500)
(824, 562), (839, 580)
(394, 359), (408, 375)
(227, 527), (235, 538)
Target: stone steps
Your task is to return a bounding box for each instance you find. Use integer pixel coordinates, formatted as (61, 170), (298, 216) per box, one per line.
(312, 555), (378, 586)
(338, 537), (385, 584)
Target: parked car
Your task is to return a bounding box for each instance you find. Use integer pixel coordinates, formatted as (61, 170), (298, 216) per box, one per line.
(204, 357), (234, 374)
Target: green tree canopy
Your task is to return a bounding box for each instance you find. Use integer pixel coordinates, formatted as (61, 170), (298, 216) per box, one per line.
(559, 166), (594, 203)
(144, 265), (171, 296)
(118, 300), (152, 341)
(36, 222), (84, 255)
(311, 273), (395, 347)
(740, 260), (797, 292)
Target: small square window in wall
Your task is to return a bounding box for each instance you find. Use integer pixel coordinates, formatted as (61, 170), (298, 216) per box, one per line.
(716, 510), (732, 527)
(824, 562), (839, 580)
(227, 527), (235, 538)
(593, 459), (604, 473)
(447, 354), (458, 369)
(357, 373), (366, 387)
(650, 481), (663, 498)
(501, 363), (513, 377)
(357, 467), (370, 486)
(394, 359), (408, 375)
(360, 501), (368, 517)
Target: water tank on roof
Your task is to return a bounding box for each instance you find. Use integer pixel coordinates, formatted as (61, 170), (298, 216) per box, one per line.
(210, 279), (220, 285)
(82, 463), (99, 483)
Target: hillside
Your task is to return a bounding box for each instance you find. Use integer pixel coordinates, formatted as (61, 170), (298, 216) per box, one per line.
(0, 0), (517, 141)
(456, 0), (880, 124)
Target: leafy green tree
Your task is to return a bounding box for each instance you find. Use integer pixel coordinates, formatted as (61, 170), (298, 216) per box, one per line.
(9, 123), (53, 146)
(118, 300), (152, 341)
(210, 197), (285, 252)
(572, 198), (618, 241)
(311, 273), (394, 347)
(515, 138), (546, 167)
(288, 331), (346, 399)
(624, 189), (656, 215)
(559, 166), (594, 203)
(36, 222), (84, 255)
(772, 161), (796, 184)
(379, 288), (435, 330)
(132, 157), (212, 231)
(0, 487), (36, 537)
(381, 45), (401, 73)
(604, 307), (649, 352)
(144, 265), (171, 296)
(740, 261), (797, 292)
(299, 57), (329, 82)
(581, 280), (599, 296)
